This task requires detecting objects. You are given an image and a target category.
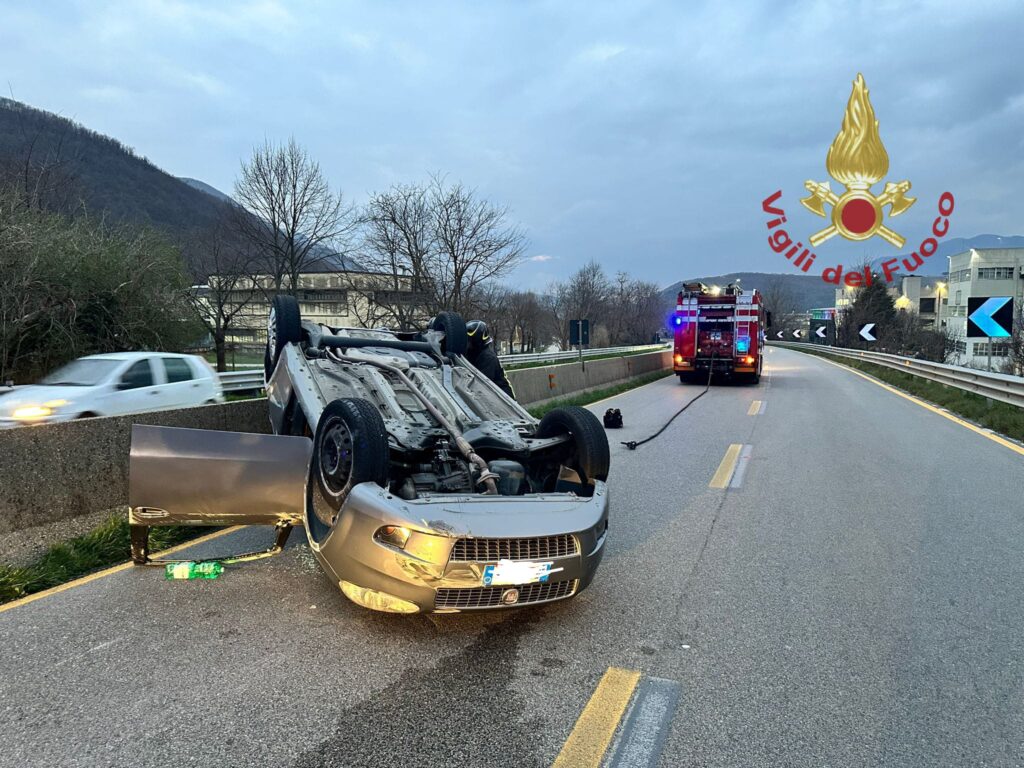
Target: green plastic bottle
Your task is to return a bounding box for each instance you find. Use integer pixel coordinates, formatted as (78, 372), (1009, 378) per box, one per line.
(164, 561), (224, 580)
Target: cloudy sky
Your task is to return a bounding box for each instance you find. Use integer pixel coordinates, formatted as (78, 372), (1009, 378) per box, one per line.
(2, 0), (1022, 288)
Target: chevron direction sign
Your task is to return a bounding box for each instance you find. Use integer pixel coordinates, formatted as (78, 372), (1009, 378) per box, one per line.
(967, 296), (1013, 339)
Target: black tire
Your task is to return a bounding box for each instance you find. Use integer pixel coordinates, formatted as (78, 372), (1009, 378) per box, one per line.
(312, 398), (390, 522)
(677, 372), (698, 384)
(265, 294), (302, 379)
(429, 311), (468, 356)
(536, 406), (610, 489)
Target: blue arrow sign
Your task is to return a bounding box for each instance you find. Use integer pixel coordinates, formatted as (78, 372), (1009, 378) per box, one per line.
(968, 296), (1012, 338)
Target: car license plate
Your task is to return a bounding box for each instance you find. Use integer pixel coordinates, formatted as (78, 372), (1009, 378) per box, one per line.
(482, 559), (560, 586)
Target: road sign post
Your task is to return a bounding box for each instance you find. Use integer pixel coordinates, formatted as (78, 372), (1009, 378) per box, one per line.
(570, 319), (590, 371)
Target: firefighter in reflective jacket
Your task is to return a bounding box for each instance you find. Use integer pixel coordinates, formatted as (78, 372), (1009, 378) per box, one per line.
(466, 320), (515, 399)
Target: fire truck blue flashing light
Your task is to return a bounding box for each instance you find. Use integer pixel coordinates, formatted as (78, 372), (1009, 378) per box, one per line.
(736, 338), (750, 353)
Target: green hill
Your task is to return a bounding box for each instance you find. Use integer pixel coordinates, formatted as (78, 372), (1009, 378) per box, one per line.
(0, 98), (223, 239)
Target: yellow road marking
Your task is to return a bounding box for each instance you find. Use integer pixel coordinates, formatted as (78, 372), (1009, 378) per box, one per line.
(709, 443), (742, 488)
(0, 526), (246, 614)
(812, 354), (1024, 458)
(552, 667), (641, 768)
(747, 400), (762, 415)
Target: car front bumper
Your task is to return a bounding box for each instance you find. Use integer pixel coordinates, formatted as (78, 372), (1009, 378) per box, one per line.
(308, 481), (610, 613)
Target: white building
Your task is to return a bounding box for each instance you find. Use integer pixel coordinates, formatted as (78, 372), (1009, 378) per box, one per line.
(944, 248), (1024, 369)
(834, 275), (945, 327)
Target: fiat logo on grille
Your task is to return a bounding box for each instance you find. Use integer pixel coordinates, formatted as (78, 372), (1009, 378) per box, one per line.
(501, 588), (520, 605)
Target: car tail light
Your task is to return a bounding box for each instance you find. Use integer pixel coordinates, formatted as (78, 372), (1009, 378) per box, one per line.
(673, 354), (683, 364)
(744, 356), (754, 364)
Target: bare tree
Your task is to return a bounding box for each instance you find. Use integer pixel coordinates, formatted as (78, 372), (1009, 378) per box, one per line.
(347, 183), (433, 329)
(760, 276), (801, 330)
(350, 177), (526, 326)
(424, 176), (526, 315)
(473, 284), (513, 352)
(183, 206), (259, 371)
(233, 138), (356, 295)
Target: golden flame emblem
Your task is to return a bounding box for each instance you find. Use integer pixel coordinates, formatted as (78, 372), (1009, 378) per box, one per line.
(801, 74), (915, 247)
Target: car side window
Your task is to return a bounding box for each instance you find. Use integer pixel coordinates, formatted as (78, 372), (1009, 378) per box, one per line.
(162, 357), (194, 383)
(120, 360), (154, 389)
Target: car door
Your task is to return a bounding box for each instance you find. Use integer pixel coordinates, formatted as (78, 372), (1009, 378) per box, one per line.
(113, 358), (164, 415)
(160, 356), (199, 409)
(129, 424), (311, 528)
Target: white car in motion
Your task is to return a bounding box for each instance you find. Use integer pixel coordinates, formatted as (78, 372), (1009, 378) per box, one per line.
(0, 352), (224, 427)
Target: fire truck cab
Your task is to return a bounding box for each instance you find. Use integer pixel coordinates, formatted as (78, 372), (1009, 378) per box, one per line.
(672, 282), (767, 385)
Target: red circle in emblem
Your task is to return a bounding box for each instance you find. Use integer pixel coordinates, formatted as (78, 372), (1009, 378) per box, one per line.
(840, 198), (877, 234)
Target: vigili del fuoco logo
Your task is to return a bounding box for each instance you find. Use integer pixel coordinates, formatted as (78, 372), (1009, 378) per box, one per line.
(761, 73), (954, 286)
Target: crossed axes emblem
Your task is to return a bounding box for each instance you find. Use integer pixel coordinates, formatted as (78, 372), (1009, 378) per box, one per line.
(801, 179), (916, 248)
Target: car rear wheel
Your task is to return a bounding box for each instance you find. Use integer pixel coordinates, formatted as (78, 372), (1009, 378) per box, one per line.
(311, 398), (390, 530)
(265, 294), (302, 379)
(429, 311), (468, 356)
(536, 406), (610, 495)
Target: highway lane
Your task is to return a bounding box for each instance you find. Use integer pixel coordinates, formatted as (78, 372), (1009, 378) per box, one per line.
(2, 346), (1023, 767)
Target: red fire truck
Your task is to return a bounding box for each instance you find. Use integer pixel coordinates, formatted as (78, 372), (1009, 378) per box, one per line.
(672, 282), (768, 384)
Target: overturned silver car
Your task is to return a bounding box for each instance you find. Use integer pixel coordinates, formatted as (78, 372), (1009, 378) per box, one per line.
(128, 298), (610, 613)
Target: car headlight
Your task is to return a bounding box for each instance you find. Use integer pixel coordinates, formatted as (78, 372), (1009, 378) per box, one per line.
(11, 400), (68, 421)
(13, 405), (51, 420)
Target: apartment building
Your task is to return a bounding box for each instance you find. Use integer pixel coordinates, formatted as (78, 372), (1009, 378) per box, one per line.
(944, 248), (1024, 368)
(202, 255), (421, 349)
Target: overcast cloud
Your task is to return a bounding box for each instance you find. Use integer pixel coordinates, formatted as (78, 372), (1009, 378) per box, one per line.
(2, 0), (1022, 288)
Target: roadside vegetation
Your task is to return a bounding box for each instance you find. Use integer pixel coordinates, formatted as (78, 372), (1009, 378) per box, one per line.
(799, 348), (1024, 442)
(0, 515), (208, 604)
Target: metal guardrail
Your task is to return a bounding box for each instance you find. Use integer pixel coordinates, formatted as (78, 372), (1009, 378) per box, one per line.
(772, 341), (1024, 408)
(216, 343), (670, 392)
(218, 369), (266, 393)
(498, 343), (668, 366)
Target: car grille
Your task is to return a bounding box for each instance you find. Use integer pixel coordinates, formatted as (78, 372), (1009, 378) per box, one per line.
(449, 534), (579, 562)
(434, 580), (577, 610)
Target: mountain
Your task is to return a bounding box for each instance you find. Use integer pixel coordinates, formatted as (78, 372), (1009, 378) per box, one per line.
(872, 234), (1024, 275)
(661, 272), (839, 311)
(0, 98), (224, 239)
(178, 177), (233, 203)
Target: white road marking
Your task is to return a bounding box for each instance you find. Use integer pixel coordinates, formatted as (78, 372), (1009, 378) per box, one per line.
(605, 677), (682, 768)
(729, 444), (753, 489)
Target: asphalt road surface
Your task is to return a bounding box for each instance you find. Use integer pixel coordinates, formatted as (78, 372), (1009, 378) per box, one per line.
(3, 347), (1023, 767)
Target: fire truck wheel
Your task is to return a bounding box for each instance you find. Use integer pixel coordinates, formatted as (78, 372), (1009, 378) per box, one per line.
(537, 406), (610, 489)
(677, 372), (698, 384)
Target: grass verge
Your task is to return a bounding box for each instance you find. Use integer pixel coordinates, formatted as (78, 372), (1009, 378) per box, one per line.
(0, 515), (214, 605)
(797, 348), (1024, 443)
(527, 370), (674, 418)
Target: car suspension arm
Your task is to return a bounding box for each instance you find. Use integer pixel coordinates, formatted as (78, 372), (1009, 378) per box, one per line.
(325, 350), (499, 494)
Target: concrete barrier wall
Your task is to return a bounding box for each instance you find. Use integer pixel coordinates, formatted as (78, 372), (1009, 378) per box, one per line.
(0, 401), (271, 534)
(0, 350), (670, 533)
(508, 350), (672, 404)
